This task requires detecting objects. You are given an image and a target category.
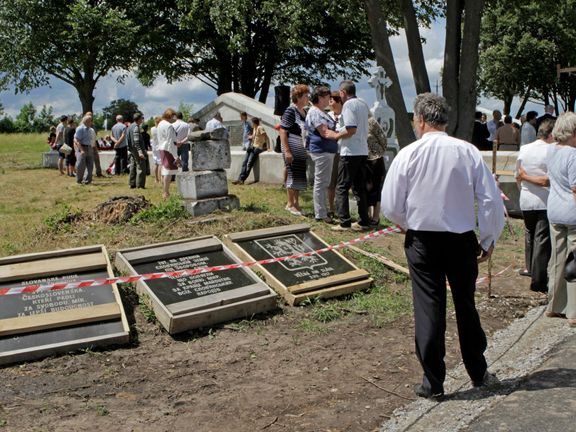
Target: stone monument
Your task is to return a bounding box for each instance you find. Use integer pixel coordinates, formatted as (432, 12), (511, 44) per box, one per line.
(115, 236), (277, 333)
(368, 66), (398, 156)
(223, 224), (373, 305)
(0, 245), (130, 365)
(177, 128), (240, 217)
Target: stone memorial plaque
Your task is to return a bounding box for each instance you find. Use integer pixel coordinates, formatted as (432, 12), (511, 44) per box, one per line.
(115, 237), (277, 334)
(0, 246), (130, 366)
(223, 224), (372, 305)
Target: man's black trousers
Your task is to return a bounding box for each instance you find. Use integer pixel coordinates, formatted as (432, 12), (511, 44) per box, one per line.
(404, 230), (488, 394)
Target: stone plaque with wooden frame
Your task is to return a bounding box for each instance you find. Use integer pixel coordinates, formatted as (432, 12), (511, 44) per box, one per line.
(0, 245), (130, 366)
(115, 236), (277, 334)
(223, 224), (372, 305)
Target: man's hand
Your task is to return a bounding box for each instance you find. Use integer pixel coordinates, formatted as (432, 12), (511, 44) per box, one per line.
(478, 244), (494, 263)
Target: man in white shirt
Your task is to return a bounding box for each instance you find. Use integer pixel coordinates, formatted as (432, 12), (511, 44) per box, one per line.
(515, 119), (555, 292)
(328, 80), (370, 231)
(381, 93), (505, 400)
(205, 111), (229, 140)
(486, 110), (502, 147)
(173, 111), (191, 171)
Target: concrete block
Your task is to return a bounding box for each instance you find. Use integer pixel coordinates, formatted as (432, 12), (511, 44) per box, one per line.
(190, 140), (231, 170)
(177, 170), (228, 200)
(182, 195), (240, 217)
(42, 151), (59, 168)
(188, 128), (228, 142)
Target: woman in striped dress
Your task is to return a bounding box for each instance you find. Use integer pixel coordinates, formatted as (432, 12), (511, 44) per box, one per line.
(279, 84), (309, 216)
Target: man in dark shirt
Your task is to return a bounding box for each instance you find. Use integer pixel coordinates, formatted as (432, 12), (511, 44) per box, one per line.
(64, 118), (76, 177)
(471, 111), (490, 150)
(126, 112), (147, 189)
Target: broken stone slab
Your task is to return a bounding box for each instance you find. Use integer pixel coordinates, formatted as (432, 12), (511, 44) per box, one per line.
(177, 170), (228, 200)
(190, 140), (231, 170)
(188, 128), (228, 142)
(182, 195), (240, 217)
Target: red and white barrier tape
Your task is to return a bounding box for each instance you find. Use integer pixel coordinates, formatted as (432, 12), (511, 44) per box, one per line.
(476, 264), (513, 286)
(0, 225), (403, 296)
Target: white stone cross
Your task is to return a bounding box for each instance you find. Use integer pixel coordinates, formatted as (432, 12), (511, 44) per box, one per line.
(368, 66), (392, 102)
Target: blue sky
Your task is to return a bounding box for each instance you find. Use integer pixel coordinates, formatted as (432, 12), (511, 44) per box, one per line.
(0, 22), (540, 122)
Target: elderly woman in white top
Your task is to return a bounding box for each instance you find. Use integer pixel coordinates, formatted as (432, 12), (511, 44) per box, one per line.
(157, 108), (181, 199)
(150, 115), (162, 183)
(515, 119), (555, 293)
(545, 112), (576, 327)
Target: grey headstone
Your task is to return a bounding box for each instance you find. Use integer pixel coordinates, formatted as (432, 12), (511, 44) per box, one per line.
(182, 195), (240, 217)
(177, 170), (228, 200)
(190, 140), (231, 170)
(188, 128), (227, 142)
(115, 237), (277, 334)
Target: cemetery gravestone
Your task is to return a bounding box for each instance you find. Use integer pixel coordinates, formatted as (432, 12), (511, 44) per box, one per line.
(115, 236), (277, 334)
(177, 128), (240, 216)
(0, 245), (130, 366)
(223, 224), (372, 305)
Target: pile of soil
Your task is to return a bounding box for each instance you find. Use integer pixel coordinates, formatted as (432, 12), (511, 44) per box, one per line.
(92, 196), (150, 224)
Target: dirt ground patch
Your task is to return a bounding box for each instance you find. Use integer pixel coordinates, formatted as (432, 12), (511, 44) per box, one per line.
(0, 217), (547, 432)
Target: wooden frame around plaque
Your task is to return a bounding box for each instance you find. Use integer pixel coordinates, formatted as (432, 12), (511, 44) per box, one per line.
(223, 224), (373, 305)
(0, 245), (130, 366)
(115, 236), (277, 334)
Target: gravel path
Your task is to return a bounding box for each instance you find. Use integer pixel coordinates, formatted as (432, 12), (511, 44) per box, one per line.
(380, 306), (575, 432)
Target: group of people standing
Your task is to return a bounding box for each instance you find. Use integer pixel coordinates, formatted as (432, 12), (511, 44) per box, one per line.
(471, 105), (556, 151)
(278, 80), (387, 231)
(49, 113), (107, 185)
(516, 112), (576, 328)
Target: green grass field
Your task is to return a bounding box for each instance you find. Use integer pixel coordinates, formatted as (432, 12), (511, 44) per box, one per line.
(0, 132), (413, 329)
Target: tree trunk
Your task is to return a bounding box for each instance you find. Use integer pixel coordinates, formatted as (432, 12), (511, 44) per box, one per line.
(258, 46), (277, 103)
(443, 0), (463, 135)
(363, 0), (415, 147)
(217, 50), (233, 95)
(76, 79), (96, 115)
(399, 0), (430, 94)
(503, 94), (513, 117)
(514, 88), (531, 119)
(552, 88), (559, 115)
(455, 0), (485, 141)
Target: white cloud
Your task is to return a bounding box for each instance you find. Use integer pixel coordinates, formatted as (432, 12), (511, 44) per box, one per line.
(0, 19), (544, 121)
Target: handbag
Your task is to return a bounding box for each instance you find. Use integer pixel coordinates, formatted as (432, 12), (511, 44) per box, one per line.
(565, 250), (576, 282)
(60, 143), (73, 155)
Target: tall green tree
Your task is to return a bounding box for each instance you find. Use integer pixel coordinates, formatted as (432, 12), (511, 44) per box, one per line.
(34, 105), (55, 132)
(441, 0), (485, 140)
(102, 98), (140, 123)
(139, 0), (374, 103)
(363, 0), (443, 146)
(479, 0), (576, 115)
(365, 0), (485, 143)
(0, 0), (171, 114)
(14, 102), (36, 133)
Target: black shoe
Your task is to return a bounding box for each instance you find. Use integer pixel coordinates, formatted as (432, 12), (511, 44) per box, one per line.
(518, 269), (531, 277)
(130, 185), (136, 189)
(472, 371), (498, 388)
(413, 384), (444, 401)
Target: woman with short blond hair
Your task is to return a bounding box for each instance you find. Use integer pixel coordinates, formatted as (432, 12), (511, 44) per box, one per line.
(157, 108), (180, 199)
(546, 112), (576, 327)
